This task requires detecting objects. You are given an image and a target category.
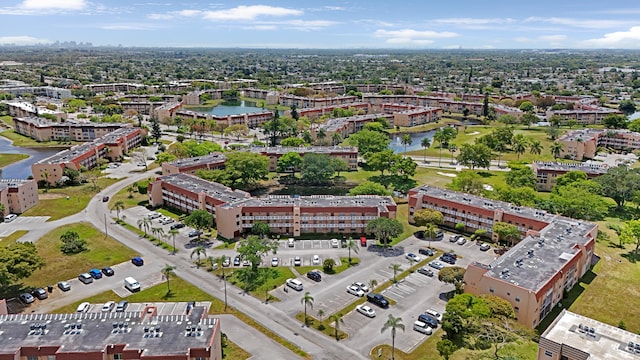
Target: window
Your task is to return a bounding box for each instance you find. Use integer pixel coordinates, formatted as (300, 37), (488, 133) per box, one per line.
(489, 288), (494, 293)
(114, 355), (123, 360)
(515, 297), (520, 302)
(544, 350), (553, 357)
(27, 357), (37, 360)
(514, 306), (519, 313)
(48, 357), (56, 360)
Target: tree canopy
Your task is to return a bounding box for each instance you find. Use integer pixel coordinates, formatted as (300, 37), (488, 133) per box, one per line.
(347, 129), (391, 156)
(300, 153), (336, 184)
(457, 143), (493, 170)
(348, 181), (392, 196)
(182, 210), (213, 241)
(366, 217), (403, 245)
(412, 209), (444, 226)
(595, 165), (640, 209)
(0, 242), (44, 288)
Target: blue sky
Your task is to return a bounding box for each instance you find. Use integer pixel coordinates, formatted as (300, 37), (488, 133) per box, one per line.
(1, 0), (640, 48)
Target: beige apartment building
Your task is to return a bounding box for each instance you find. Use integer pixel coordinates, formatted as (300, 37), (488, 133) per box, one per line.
(558, 128), (640, 160)
(0, 179), (38, 214)
(161, 153), (226, 175)
(538, 310), (640, 360)
(408, 185), (597, 328)
(532, 161), (609, 191)
(392, 107), (442, 127)
(13, 117), (129, 142)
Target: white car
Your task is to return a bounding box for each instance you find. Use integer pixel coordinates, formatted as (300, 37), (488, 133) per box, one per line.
(293, 256), (302, 266)
(480, 243), (491, 251)
(76, 302), (90, 313)
(456, 237), (467, 245)
(425, 309), (443, 322)
(353, 282), (370, 292)
(346, 285), (365, 297)
(271, 257), (279, 267)
(286, 278), (303, 291)
(413, 320), (433, 335)
(102, 301), (115, 312)
(147, 211), (161, 219)
(159, 217), (174, 225)
(331, 238), (340, 248)
(356, 304), (376, 318)
(405, 253), (421, 262)
(312, 255), (320, 265)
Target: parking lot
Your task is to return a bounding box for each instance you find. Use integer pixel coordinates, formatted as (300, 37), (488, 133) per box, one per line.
(0, 216), (50, 236)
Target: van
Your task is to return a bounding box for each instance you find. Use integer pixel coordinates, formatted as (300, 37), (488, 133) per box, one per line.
(124, 277), (141, 292)
(285, 278), (303, 291)
(4, 214), (17, 223)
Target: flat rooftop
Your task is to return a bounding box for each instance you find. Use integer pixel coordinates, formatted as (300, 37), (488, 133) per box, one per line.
(230, 194), (396, 212)
(542, 310), (640, 360)
(0, 302), (217, 356)
(165, 153), (226, 168)
(160, 173), (250, 204)
(559, 128), (603, 142)
(483, 217), (595, 292)
(319, 113), (382, 132)
(95, 126), (139, 145)
(532, 161), (609, 174)
(37, 142), (100, 165)
(15, 116), (128, 129)
(248, 145), (357, 155)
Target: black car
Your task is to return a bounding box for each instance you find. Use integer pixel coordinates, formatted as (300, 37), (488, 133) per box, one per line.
(102, 196), (109, 202)
(170, 223), (185, 230)
(366, 293), (389, 308)
(307, 270), (322, 282)
(440, 255), (456, 264)
(418, 314), (439, 329)
(233, 256), (241, 266)
(131, 257), (144, 266)
(102, 267), (115, 276)
(188, 230), (203, 237)
(340, 238), (347, 248)
(418, 247), (434, 256)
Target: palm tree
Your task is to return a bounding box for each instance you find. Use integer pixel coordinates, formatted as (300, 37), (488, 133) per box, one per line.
(127, 183), (137, 198)
(421, 137), (431, 163)
(151, 227), (165, 243)
(213, 255), (228, 310)
(424, 223), (438, 249)
(161, 264), (175, 293)
(512, 137), (528, 160)
(550, 141), (563, 159)
(400, 134), (412, 157)
(369, 279), (378, 292)
(111, 200), (124, 221)
(316, 128), (326, 145)
(529, 140), (543, 155)
(346, 237), (359, 265)
(494, 142), (506, 168)
(137, 217), (151, 237)
(448, 144), (457, 164)
(190, 246), (207, 269)
(329, 313), (345, 341)
(168, 229), (179, 254)
(389, 263), (401, 284)
(301, 292), (314, 326)
(381, 314), (405, 360)
(41, 171), (50, 193)
(433, 129), (446, 167)
(317, 309), (325, 320)
(332, 132), (342, 146)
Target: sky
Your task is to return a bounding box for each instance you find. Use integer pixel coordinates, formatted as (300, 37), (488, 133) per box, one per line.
(1, 0), (640, 49)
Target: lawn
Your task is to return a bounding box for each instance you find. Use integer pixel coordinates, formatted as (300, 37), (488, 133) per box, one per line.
(225, 266), (296, 302)
(53, 275), (306, 360)
(0, 115), (13, 127)
(0, 129), (80, 147)
(108, 184), (149, 209)
(0, 153), (28, 168)
(0, 230), (28, 248)
(23, 222), (135, 288)
(22, 177), (121, 220)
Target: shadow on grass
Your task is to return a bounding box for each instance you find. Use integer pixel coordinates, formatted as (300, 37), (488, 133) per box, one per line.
(476, 171), (496, 178)
(161, 290), (175, 300)
(621, 250), (640, 264)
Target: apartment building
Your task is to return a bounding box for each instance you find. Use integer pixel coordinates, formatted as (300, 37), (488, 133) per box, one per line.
(13, 117), (130, 142)
(97, 127), (145, 160)
(0, 302), (222, 360)
(312, 113), (394, 140)
(6, 102), (67, 122)
(288, 102), (370, 120)
(174, 109), (273, 129)
(408, 185), (597, 328)
(532, 161), (609, 191)
(85, 83), (147, 94)
(0, 80), (71, 99)
(538, 310), (640, 360)
(151, 101), (183, 122)
(248, 146), (359, 172)
(162, 153), (226, 175)
(492, 103), (524, 118)
(546, 108), (621, 125)
(0, 179), (39, 214)
(148, 173), (396, 239)
(279, 94), (359, 108)
(393, 107), (442, 127)
(558, 128), (640, 160)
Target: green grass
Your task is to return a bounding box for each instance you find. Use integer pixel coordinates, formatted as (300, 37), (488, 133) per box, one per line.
(224, 267), (295, 302)
(23, 222), (135, 288)
(23, 177), (121, 220)
(0, 129), (80, 147)
(0, 115), (13, 127)
(108, 185), (149, 209)
(0, 153), (28, 168)
(297, 257), (360, 276)
(53, 275), (309, 359)
(295, 312), (348, 341)
(0, 230), (28, 248)
(118, 221), (177, 253)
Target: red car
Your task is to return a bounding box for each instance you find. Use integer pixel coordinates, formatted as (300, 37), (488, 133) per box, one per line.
(360, 237), (367, 247)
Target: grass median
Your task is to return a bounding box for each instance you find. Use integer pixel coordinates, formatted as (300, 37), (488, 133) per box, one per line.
(0, 153), (28, 168)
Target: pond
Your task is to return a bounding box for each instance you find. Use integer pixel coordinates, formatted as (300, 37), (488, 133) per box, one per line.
(388, 130), (437, 153)
(190, 100), (270, 116)
(0, 136), (63, 179)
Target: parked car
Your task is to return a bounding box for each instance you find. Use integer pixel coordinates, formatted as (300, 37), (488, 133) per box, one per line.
(366, 293), (389, 308)
(170, 223), (185, 230)
(271, 257), (279, 267)
(76, 302), (90, 313)
(418, 247), (434, 256)
(479, 243), (491, 251)
(233, 256), (241, 266)
(32, 287), (48, 300)
(405, 253), (421, 262)
(413, 320), (433, 335)
(102, 301), (115, 312)
(331, 238), (340, 248)
(115, 300), (129, 312)
(242, 260), (251, 267)
(293, 256), (302, 266)
(440, 255), (456, 264)
(89, 269), (103, 279)
(425, 309), (443, 322)
(286, 278), (303, 291)
(346, 285), (365, 297)
(428, 260), (445, 270)
(78, 273), (94, 284)
(222, 257), (231, 267)
(307, 270), (322, 282)
(131, 257), (144, 266)
(4, 214), (17, 223)
(360, 236), (368, 247)
(19, 293), (35, 304)
(341, 238), (347, 248)
(449, 234), (460, 243)
(102, 267), (115, 276)
(188, 230), (203, 237)
(312, 255), (320, 265)
(456, 237), (467, 245)
(353, 282), (370, 292)
(287, 238), (295, 247)
(147, 212), (162, 219)
(356, 304), (376, 318)
(417, 267), (435, 277)
(57, 281), (71, 291)
(418, 314), (439, 329)
(102, 196), (109, 202)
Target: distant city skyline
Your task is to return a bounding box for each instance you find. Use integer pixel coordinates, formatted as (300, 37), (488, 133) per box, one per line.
(1, 0), (640, 49)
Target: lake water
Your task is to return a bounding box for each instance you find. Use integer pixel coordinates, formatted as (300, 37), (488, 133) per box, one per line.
(0, 137), (62, 179)
(388, 130), (437, 153)
(191, 100), (268, 116)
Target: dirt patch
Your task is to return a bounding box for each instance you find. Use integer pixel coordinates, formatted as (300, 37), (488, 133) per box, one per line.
(39, 193), (66, 200)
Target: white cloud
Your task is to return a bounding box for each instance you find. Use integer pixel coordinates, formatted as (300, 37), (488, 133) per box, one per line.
(147, 13), (173, 20)
(281, 19), (337, 30)
(434, 18), (515, 26)
(202, 5), (302, 21)
(243, 25), (277, 31)
(374, 29), (458, 45)
(539, 35), (567, 42)
(100, 23), (159, 30)
(524, 17), (634, 29)
(0, 35), (51, 45)
(21, 0), (85, 9)
(582, 26), (640, 48)
(354, 19), (393, 27)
